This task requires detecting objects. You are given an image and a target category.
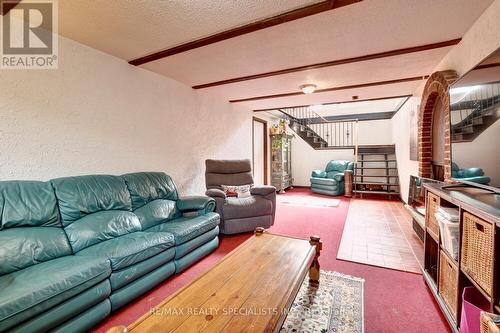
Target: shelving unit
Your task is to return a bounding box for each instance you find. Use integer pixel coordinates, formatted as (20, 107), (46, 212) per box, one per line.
(423, 183), (500, 332)
(353, 145), (400, 198)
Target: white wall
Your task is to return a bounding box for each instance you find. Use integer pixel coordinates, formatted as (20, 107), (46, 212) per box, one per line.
(0, 34), (252, 195)
(392, 0), (500, 202)
(291, 119), (393, 186)
(452, 120), (500, 185)
(392, 96), (421, 202)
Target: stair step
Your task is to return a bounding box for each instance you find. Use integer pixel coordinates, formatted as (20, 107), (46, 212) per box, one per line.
(354, 175), (399, 178)
(354, 182), (399, 186)
(358, 152), (395, 156)
(355, 167), (398, 170)
(354, 190), (400, 195)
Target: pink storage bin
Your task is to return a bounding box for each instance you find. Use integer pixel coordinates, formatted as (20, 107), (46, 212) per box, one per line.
(460, 287), (490, 333)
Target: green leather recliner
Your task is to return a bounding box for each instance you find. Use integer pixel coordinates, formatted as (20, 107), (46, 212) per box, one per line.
(0, 172), (219, 333)
(451, 162), (491, 185)
(310, 160), (354, 196)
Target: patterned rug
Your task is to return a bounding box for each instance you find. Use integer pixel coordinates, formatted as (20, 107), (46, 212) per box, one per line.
(281, 271), (364, 333)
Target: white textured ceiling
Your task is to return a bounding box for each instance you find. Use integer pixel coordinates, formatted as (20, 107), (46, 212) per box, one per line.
(57, 0), (495, 111)
(58, 0), (321, 59)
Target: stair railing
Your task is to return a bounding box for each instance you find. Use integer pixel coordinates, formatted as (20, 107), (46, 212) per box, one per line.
(278, 106), (359, 149)
(450, 82), (500, 137)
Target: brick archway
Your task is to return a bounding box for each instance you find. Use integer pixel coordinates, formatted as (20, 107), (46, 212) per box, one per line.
(418, 70), (458, 180)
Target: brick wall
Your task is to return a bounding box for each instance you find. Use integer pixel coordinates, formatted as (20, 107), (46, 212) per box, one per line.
(417, 70), (458, 181)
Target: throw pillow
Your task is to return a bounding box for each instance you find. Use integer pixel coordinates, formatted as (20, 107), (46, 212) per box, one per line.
(221, 184), (252, 198)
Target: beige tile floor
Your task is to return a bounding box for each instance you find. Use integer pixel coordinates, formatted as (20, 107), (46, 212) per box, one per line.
(337, 198), (423, 274)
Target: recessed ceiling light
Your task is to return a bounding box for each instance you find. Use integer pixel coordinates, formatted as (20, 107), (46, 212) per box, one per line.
(300, 84), (317, 94)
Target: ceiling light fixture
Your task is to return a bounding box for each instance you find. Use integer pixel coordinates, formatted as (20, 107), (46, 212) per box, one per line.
(300, 84), (317, 94)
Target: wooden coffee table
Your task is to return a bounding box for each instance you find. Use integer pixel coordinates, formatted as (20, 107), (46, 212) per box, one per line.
(108, 227), (322, 333)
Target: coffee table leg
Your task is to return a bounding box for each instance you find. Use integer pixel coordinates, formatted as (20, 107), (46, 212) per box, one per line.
(309, 235), (322, 286)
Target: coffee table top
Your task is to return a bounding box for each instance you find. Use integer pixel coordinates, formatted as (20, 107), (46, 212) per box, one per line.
(127, 231), (319, 333)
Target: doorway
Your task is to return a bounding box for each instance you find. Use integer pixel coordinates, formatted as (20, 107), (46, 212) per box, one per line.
(252, 117), (268, 185)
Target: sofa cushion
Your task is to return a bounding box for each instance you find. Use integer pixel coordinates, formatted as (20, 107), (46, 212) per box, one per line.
(311, 183), (340, 192)
(223, 196), (272, 220)
(64, 211), (142, 253)
(174, 226), (219, 259)
(76, 231), (175, 270)
(0, 181), (70, 276)
(121, 172), (178, 210)
(51, 175), (132, 226)
(310, 177), (338, 186)
(133, 199), (179, 230)
(145, 212), (219, 245)
(0, 180), (60, 229)
(0, 227), (72, 276)
(325, 160), (352, 173)
(109, 248), (176, 290)
(0, 256), (110, 330)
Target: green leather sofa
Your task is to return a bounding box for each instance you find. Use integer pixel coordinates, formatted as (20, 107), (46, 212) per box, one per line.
(0, 172), (219, 333)
(310, 160), (354, 196)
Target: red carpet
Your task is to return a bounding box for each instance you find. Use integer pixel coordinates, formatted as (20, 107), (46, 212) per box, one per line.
(94, 188), (450, 332)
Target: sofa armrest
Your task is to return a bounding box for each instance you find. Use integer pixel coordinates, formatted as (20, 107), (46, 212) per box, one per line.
(205, 188), (227, 199)
(333, 172), (345, 181)
(251, 185), (276, 196)
(461, 167), (484, 178)
(177, 196), (216, 214)
(311, 170), (327, 178)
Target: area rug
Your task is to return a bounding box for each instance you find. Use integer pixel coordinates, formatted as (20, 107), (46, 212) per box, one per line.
(278, 196), (340, 208)
(281, 270), (364, 333)
(337, 199), (422, 274)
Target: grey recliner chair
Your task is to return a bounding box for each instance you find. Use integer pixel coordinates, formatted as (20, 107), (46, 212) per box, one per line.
(205, 159), (276, 234)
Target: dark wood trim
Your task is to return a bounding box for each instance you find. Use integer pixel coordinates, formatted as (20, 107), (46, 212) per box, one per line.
(231, 76), (427, 103)
(252, 117), (268, 185)
(1, 0), (21, 15)
(129, 0), (361, 66)
(194, 39), (461, 89)
(313, 111), (396, 122)
(253, 94), (413, 112)
(474, 62), (500, 70)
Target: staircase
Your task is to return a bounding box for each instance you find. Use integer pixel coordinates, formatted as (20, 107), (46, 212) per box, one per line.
(277, 107), (401, 198)
(451, 85), (500, 142)
(288, 118), (328, 149)
(353, 145), (400, 198)
(278, 106), (357, 149)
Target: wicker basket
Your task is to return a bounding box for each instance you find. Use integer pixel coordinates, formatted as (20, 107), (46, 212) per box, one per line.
(480, 312), (500, 333)
(426, 192), (440, 239)
(439, 250), (459, 319)
(461, 212), (494, 296)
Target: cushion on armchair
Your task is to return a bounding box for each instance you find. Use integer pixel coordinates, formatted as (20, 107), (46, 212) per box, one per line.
(310, 160), (353, 196)
(451, 162), (490, 184)
(250, 185), (276, 196)
(205, 159), (276, 234)
(311, 170), (327, 178)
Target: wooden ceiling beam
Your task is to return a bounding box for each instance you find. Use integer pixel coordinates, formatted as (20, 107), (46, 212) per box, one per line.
(231, 76), (427, 103)
(128, 0), (361, 66)
(253, 94), (413, 112)
(194, 39), (461, 89)
(1, 0), (21, 15)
